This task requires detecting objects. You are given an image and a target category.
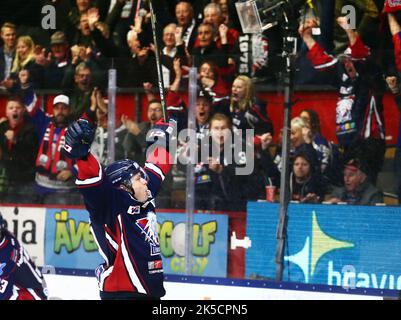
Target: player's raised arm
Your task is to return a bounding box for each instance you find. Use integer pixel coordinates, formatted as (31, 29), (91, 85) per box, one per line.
(144, 118), (177, 194)
(63, 118), (101, 187)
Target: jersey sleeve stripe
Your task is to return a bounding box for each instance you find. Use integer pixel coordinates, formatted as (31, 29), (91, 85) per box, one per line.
(105, 230), (118, 252)
(27, 288), (42, 300)
(313, 58), (338, 70)
(145, 162), (165, 181)
(76, 165), (103, 187)
(90, 225), (109, 266)
(9, 286), (19, 300)
(117, 215), (147, 295)
(99, 266), (114, 291)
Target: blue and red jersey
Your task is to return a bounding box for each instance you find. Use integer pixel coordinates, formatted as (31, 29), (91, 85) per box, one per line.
(75, 147), (172, 299)
(0, 231), (47, 300)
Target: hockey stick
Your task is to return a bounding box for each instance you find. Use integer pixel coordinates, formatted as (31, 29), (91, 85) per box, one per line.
(149, 0), (167, 122)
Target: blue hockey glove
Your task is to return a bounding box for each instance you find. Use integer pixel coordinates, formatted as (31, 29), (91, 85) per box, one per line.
(63, 119), (95, 159)
(146, 118), (177, 151)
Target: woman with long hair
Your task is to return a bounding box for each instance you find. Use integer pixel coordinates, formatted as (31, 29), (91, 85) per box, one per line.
(10, 36), (44, 89)
(198, 60), (230, 106)
(229, 75), (273, 145)
(11, 36), (36, 74)
(300, 109), (343, 187)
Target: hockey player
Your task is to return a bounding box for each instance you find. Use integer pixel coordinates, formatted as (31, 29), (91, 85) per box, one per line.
(62, 117), (176, 300)
(0, 213), (48, 300)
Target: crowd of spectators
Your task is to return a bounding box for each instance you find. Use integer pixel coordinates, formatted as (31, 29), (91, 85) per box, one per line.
(1, 0), (401, 210)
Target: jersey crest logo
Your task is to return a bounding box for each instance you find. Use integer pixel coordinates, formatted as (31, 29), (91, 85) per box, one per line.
(135, 212), (160, 256)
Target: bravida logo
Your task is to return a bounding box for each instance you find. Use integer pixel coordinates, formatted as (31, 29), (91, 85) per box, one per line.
(284, 211), (354, 283)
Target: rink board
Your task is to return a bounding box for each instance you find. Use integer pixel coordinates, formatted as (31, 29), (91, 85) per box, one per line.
(2, 204), (401, 299)
(43, 271), (392, 300)
(246, 202), (401, 291)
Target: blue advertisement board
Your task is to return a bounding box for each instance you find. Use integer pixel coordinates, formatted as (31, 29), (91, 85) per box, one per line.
(158, 212), (229, 277)
(44, 209), (228, 278)
(246, 202), (401, 290)
(45, 208), (102, 270)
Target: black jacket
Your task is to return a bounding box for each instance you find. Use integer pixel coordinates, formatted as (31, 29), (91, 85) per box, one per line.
(0, 119), (39, 184)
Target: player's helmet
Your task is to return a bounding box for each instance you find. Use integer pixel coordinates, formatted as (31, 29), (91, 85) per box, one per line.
(0, 213), (6, 240)
(105, 159), (148, 192)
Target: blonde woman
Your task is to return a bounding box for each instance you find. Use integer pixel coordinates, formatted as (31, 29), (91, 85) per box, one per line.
(11, 36), (35, 73)
(9, 35), (43, 89)
(229, 75), (273, 147)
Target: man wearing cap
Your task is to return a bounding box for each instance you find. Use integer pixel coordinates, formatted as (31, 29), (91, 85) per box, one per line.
(327, 158), (383, 205)
(37, 31), (71, 89)
(25, 93), (82, 205)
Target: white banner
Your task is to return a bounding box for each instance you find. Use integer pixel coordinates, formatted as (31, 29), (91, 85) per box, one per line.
(0, 205), (46, 266)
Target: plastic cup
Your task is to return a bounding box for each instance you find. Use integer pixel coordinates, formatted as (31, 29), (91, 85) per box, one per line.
(265, 186), (276, 202)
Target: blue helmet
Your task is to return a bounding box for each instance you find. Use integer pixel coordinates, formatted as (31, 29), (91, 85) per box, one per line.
(105, 159), (148, 190)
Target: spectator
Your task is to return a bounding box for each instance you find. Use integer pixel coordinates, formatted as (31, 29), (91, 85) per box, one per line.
(333, 0), (380, 54)
(211, 0), (230, 25)
(122, 98), (163, 166)
(71, 12), (94, 48)
(387, 11), (401, 73)
(194, 90), (213, 140)
(89, 90), (127, 166)
(66, 62), (94, 120)
(290, 151), (324, 203)
(200, 3), (239, 50)
(194, 113), (253, 211)
(86, 6), (122, 58)
(36, 31), (72, 89)
(62, 34), (106, 91)
(198, 60), (230, 105)
(386, 75), (401, 203)
(163, 23), (178, 58)
(0, 96), (38, 203)
(170, 86), (214, 150)
(299, 17), (386, 185)
(287, 117), (320, 174)
(9, 36), (44, 90)
(66, 0), (100, 43)
(189, 22), (231, 69)
(102, 0), (135, 57)
(299, 109), (330, 172)
(160, 23), (183, 88)
(299, 108), (343, 187)
(26, 94), (82, 205)
(229, 75), (274, 143)
(327, 158), (383, 205)
(164, 58), (215, 153)
(0, 22), (16, 88)
(175, 1), (198, 52)
(258, 117), (319, 189)
(117, 28), (159, 87)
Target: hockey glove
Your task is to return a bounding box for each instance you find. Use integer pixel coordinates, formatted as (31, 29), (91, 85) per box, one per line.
(146, 118), (177, 152)
(63, 119), (95, 159)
